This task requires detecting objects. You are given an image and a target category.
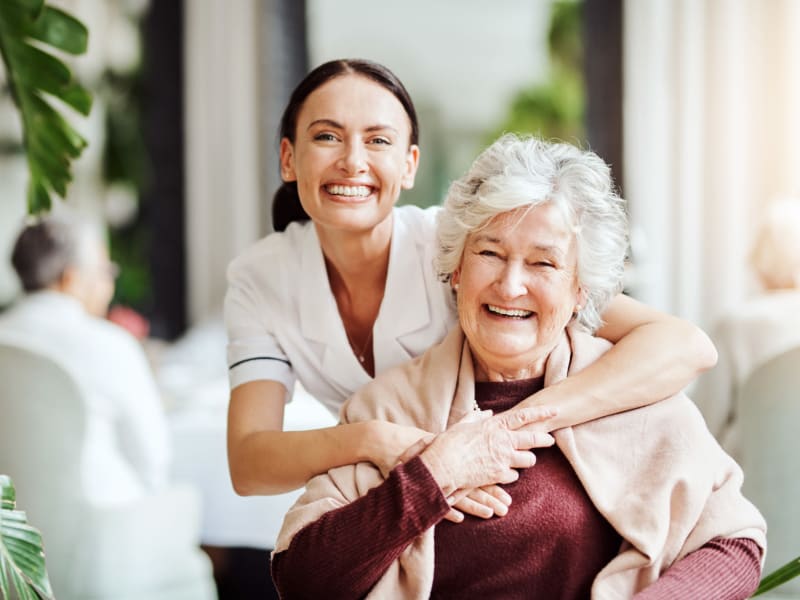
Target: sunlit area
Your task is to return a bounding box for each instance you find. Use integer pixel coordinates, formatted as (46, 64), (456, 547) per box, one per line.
(1, 0), (799, 598)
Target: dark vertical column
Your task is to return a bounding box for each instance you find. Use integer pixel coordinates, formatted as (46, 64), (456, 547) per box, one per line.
(260, 0), (308, 233)
(141, 0), (185, 339)
(584, 0), (624, 194)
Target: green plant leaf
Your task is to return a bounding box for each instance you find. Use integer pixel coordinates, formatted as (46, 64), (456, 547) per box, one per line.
(754, 555), (800, 596)
(28, 7), (88, 55)
(0, 0), (92, 213)
(0, 475), (54, 600)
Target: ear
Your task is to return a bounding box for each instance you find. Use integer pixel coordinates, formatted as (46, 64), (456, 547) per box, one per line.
(57, 265), (80, 294)
(279, 138), (297, 182)
(451, 267), (461, 289)
(400, 144), (420, 190)
(574, 288), (587, 313)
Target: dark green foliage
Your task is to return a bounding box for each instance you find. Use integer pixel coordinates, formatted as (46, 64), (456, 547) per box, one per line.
(0, 0), (92, 213)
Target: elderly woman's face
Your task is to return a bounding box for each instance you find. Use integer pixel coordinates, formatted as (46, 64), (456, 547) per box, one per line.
(453, 203), (582, 381)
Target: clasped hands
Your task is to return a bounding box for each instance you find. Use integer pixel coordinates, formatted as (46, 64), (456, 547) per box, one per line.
(390, 405), (556, 523)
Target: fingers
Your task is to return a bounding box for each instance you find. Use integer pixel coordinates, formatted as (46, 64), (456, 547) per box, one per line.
(457, 408), (493, 425)
(397, 434), (435, 465)
(453, 486), (511, 519)
(510, 429), (554, 451)
(497, 406), (558, 431)
(443, 508), (464, 523)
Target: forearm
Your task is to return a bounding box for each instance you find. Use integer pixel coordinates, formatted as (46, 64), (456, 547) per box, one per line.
(523, 316), (717, 430)
(229, 421), (377, 495)
(271, 457), (450, 598)
(633, 537), (762, 600)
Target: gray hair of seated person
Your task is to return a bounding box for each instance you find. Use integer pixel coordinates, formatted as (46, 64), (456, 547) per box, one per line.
(436, 134), (629, 333)
(11, 211), (105, 292)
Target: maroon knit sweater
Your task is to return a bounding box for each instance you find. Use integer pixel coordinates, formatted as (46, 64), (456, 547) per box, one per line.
(272, 378), (762, 599)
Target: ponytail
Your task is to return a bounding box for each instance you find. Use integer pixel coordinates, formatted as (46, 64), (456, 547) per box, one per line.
(271, 182), (309, 232)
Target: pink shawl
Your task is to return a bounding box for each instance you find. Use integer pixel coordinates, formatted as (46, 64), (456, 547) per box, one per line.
(275, 326), (766, 599)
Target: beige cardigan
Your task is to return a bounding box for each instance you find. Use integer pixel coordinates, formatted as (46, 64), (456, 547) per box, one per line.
(275, 326), (766, 599)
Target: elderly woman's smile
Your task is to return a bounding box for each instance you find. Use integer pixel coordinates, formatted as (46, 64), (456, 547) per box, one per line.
(452, 204), (583, 382)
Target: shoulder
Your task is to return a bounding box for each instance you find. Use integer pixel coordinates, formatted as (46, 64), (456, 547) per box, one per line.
(393, 204), (441, 244)
(227, 222), (312, 281)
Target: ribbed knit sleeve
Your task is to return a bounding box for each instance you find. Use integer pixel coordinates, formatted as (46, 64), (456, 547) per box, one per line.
(271, 456), (450, 599)
(633, 537), (762, 600)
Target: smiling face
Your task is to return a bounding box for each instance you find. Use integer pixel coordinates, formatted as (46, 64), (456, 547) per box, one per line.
(453, 203), (584, 381)
(279, 74), (420, 236)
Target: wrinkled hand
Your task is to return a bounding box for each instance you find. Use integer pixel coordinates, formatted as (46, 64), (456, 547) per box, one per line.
(420, 406), (555, 498)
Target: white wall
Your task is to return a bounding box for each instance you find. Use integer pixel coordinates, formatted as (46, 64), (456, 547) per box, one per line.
(307, 0), (553, 205)
(624, 0), (800, 329)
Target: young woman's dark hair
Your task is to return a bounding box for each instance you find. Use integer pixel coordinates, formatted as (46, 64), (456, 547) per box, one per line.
(271, 59), (420, 232)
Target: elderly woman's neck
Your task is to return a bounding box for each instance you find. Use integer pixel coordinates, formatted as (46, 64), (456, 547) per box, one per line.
(473, 357), (547, 383)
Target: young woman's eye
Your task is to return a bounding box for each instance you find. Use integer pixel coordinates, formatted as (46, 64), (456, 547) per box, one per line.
(314, 133), (338, 142)
(369, 137), (392, 145)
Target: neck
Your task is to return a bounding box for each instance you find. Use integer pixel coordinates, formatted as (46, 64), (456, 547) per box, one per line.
(316, 215), (393, 299)
(472, 356), (547, 383)
(317, 215), (393, 377)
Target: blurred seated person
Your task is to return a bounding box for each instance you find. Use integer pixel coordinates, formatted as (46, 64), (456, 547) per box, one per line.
(0, 210), (170, 503)
(271, 135), (765, 599)
(694, 195), (800, 461)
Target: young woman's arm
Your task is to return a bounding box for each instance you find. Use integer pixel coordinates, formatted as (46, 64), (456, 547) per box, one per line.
(227, 380), (430, 495)
(517, 294), (718, 430)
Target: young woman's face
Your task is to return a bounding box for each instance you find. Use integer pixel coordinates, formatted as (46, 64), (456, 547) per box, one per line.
(280, 74), (419, 235)
(453, 204), (583, 381)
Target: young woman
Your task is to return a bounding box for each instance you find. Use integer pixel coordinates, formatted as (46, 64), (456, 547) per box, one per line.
(225, 60), (717, 519)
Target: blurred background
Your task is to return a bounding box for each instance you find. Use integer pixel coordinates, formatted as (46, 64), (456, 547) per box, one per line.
(2, 0), (799, 597)
(2, 0), (798, 337)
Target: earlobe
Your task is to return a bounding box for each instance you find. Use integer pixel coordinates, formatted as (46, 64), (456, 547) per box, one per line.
(401, 145), (420, 190)
(279, 138), (297, 182)
(574, 288), (587, 314)
(451, 268), (461, 289)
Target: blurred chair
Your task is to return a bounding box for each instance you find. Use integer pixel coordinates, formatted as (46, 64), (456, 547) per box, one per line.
(0, 339), (217, 600)
(738, 346), (800, 598)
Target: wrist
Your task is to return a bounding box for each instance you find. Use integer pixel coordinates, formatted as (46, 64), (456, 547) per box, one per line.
(419, 445), (456, 497)
(354, 420), (383, 463)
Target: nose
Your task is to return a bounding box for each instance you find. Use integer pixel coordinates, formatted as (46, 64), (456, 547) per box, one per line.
(495, 261), (527, 299)
(338, 140), (368, 174)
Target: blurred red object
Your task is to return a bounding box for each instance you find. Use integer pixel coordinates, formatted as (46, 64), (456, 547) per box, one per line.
(108, 305), (150, 340)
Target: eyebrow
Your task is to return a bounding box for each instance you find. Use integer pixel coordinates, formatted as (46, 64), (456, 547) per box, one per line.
(473, 235), (566, 257)
(306, 119), (399, 134)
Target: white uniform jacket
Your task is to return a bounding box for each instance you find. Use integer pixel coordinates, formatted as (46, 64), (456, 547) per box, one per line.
(224, 205), (457, 415)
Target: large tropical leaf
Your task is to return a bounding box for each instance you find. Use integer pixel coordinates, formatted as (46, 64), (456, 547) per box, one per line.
(0, 475), (54, 600)
(0, 0), (92, 213)
(754, 555), (800, 596)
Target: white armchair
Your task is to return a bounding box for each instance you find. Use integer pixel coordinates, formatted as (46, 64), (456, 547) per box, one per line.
(0, 339), (217, 600)
(738, 346), (800, 598)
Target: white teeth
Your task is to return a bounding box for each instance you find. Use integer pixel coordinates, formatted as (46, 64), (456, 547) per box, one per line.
(487, 305), (533, 318)
(325, 184), (371, 197)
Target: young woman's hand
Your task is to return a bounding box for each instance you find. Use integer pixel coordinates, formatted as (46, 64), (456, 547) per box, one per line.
(368, 421), (434, 477)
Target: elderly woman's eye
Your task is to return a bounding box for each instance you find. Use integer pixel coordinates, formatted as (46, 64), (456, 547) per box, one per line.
(478, 249), (500, 258)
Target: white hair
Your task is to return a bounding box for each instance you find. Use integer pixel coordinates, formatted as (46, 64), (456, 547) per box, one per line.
(749, 195), (800, 290)
(436, 134), (629, 332)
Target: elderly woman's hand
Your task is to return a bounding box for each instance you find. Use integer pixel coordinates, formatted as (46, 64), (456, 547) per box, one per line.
(419, 406), (555, 499)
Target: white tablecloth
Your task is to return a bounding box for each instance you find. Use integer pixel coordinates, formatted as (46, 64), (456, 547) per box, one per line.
(167, 381), (336, 549)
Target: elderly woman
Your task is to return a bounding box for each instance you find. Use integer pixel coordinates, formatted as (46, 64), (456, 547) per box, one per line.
(271, 135), (766, 599)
